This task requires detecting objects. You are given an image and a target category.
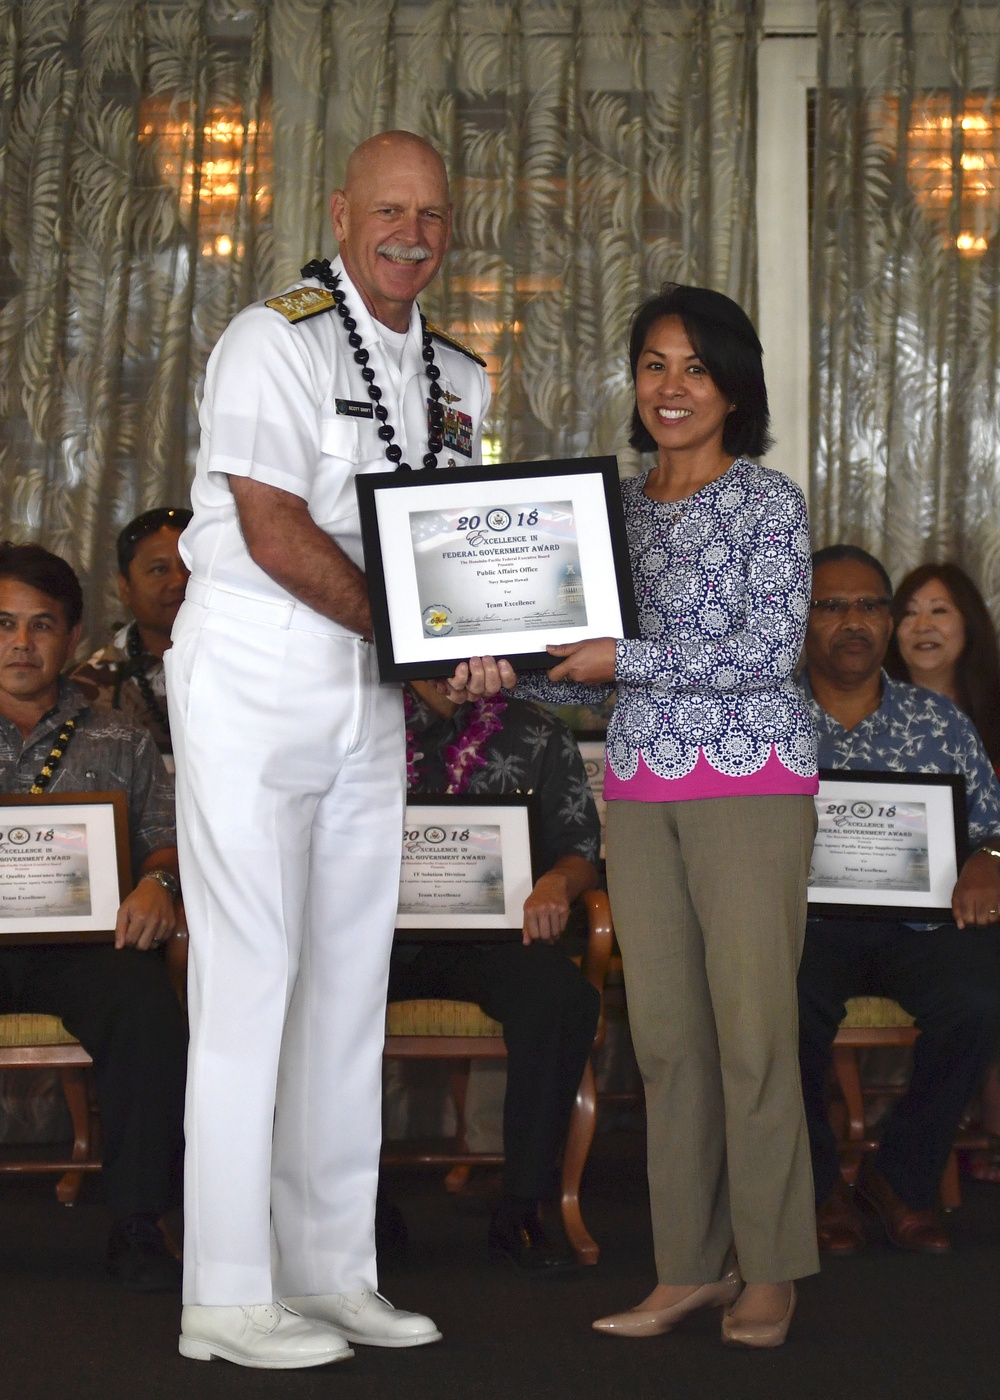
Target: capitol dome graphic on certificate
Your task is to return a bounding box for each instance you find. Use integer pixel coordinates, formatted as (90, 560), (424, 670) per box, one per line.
(409, 500), (589, 638)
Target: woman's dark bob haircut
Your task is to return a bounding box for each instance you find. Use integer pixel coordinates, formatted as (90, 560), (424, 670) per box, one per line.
(885, 561), (1000, 770)
(628, 283), (773, 459)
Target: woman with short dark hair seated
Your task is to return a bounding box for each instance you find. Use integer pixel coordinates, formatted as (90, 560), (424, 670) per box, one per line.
(887, 561), (1000, 1177)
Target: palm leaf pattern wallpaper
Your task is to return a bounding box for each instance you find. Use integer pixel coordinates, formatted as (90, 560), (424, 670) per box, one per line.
(0, 0), (759, 1141)
(271, 0), (761, 473)
(0, 0), (761, 656)
(0, 0), (273, 650)
(811, 0), (1000, 611)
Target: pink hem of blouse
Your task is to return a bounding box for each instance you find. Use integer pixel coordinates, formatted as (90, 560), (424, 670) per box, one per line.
(603, 746), (819, 803)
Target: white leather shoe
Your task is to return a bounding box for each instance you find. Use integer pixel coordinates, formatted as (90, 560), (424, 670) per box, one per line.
(178, 1303), (354, 1369)
(281, 1290), (442, 1348)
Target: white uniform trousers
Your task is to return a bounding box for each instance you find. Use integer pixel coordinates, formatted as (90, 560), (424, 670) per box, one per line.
(166, 592), (404, 1305)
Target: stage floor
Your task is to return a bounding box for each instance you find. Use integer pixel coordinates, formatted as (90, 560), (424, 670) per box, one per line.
(1, 1130), (998, 1400)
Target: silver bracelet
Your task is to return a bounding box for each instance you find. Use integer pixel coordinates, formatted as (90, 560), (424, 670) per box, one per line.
(978, 846), (1000, 863)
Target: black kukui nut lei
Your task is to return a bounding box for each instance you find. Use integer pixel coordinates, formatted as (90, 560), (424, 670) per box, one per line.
(29, 716), (79, 794)
(301, 259), (445, 473)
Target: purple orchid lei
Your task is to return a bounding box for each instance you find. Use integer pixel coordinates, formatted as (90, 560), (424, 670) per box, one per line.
(404, 688), (508, 795)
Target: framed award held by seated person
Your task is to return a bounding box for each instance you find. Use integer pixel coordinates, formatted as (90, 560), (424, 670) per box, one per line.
(394, 794), (537, 941)
(356, 456), (638, 681)
(0, 792), (131, 944)
(807, 771), (968, 922)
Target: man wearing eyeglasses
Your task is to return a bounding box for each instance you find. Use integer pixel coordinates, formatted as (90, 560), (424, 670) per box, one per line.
(797, 543), (1000, 1256)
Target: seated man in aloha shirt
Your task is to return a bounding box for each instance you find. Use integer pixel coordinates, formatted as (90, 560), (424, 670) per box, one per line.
(385, 682), (601, 1273)
(798, 544), (1000, 1256)
(0, 543), (186, 1292)
(72, 508), (192, 766)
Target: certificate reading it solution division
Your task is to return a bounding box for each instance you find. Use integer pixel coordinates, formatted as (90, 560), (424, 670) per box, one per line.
(395, 796), (536, 938)
(397, 822), (506, 917)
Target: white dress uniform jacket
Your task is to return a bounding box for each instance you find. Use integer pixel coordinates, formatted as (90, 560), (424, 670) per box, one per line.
(167, 257), (490, 1305)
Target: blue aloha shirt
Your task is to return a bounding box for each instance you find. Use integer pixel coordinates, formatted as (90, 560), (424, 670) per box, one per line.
(800, 672), (1000, 848)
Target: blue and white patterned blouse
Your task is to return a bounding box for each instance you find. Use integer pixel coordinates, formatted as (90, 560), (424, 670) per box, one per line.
(802, 672), (1000, 847)
(518, 458), (819, 797)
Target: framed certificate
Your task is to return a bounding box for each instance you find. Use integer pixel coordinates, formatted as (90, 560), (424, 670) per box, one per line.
(0, 792), (131, 944)
(394, 795), (537, 940)
(356, 457), (638, 681)
(808, 771), (968, 920)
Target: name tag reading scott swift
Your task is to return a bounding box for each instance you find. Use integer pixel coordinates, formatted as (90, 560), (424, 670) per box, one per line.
(336, 399), (374, 419)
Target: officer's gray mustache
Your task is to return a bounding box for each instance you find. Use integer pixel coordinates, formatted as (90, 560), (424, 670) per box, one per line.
(377, 242), (433, 263)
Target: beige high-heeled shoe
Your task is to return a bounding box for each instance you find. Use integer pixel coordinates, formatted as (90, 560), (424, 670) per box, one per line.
(721, 1282), (796, 1349)
(592, 1266), (743, 1338)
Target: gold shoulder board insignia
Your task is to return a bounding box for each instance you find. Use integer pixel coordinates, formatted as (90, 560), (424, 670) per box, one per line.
(265, 287), (337, 324)
(426, 322), (487, 367)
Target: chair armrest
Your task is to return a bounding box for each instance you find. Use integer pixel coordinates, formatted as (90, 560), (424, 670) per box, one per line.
(580, 888), (614, 1047)
(165, 901), (189, 1007)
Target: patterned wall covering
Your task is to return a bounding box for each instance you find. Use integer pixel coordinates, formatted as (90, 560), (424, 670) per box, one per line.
(0, 0), (761, 658)
(0, 0), (273, 651)
(811, 0), (1000, 611)
(271, 0), (763, 472)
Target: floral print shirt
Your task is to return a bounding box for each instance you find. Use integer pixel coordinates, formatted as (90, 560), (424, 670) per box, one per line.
(802, 672), (1000, 847)
(406, 693), (600, 869)
(0, 680), (176, 873)
(518, 459), (818, 791)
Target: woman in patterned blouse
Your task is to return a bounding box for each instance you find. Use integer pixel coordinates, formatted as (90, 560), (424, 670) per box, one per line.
(448, 285), (819, 1348)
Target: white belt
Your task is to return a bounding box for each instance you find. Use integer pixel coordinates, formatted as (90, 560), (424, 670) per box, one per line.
(185, 578), (358, 638)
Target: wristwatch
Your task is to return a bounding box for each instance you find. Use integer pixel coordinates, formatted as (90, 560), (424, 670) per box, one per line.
(140, 869), (180, 897)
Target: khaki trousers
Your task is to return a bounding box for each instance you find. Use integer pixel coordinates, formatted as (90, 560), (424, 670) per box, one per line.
(606, 795), (819, 1284)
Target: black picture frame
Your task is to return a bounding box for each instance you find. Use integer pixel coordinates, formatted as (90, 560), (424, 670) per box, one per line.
(808, 770), (968, 922)
(356, 456), (638, 681)
(394, 793), (540, 942)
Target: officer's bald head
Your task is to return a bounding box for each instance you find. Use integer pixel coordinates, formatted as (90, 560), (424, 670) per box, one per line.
(343, 131), (449, 202)
(330, 132), (452, 331)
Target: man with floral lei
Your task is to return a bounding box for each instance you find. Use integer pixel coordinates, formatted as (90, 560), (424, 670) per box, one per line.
(385, 682), (601, 1272)
(167, 131), (490, 1368)
(0, 543), (185, 1293)
(72, 508), (192, 767)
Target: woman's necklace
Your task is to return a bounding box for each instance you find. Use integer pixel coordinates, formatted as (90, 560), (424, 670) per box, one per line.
(300, 258), (445, 472)
(29, 716), (78, 794)
(124, 624), (169, 733)
(404, 689), (508, 795)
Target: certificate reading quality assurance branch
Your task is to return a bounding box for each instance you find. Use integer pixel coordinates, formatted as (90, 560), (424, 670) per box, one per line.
(0, 822), (92, 917)
(411, 501), (588, 639)
(0, 793), (129, 944)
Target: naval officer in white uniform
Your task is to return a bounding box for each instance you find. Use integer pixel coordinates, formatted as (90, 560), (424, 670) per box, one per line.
(167, 131), (491, 1369)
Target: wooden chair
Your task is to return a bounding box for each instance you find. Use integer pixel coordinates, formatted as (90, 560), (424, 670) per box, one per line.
(0, 928), (188, 1204)
(382, 888), (614, 1264)
(832, 995), (990, 1209)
